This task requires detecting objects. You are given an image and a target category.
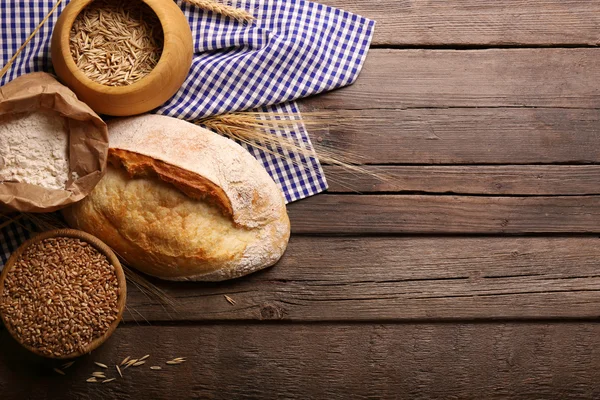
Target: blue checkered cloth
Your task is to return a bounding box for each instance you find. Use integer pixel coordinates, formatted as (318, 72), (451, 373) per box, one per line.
(0, 0), (374, 268)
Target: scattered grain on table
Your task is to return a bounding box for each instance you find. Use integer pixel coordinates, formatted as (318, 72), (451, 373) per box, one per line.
(62, 361), (75, 369)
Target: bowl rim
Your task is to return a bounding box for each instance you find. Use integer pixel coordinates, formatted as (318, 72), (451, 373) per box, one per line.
(59, 0), (172, 94)
(0, 228), (127, 359)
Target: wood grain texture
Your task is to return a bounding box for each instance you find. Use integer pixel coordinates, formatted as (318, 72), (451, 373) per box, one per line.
(319, 0), (600, 46)
(3, 323), (600, 399)
(303, 49), (600, 109)
(303, 108), (600, 164)
(120, 237), (600, 322)
(4, 3), (600, 397)
(323, 165), (600, 195)
(288, 195), (600, 234)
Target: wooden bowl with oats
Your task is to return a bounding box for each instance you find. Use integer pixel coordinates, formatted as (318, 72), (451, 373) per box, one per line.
(0, 229), (126, 359)
(51, 0), (193, 116)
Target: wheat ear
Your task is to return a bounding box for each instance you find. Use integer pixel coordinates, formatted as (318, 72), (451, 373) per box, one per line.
(198, 112), (392, 186)
(182, 0), (254, 23)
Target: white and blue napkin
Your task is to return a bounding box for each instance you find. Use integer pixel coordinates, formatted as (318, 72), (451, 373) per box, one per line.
(0, 0), (375, 267)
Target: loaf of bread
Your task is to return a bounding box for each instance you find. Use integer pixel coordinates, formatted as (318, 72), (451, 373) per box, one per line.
(63, 114), (290, 281)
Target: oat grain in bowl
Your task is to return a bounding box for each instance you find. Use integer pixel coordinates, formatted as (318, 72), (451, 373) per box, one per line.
(70, 0), (164, 86)
(0, 237), (120, 358)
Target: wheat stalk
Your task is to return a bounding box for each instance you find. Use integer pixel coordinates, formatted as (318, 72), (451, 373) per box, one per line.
(0, 214), (24, 230)
(197, 111), (391, 188)
(182, 0), (253, 23)
(0, 0), (64, 81)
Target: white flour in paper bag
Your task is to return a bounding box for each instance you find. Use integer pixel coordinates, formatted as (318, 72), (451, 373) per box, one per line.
(0, 109), (72, 190)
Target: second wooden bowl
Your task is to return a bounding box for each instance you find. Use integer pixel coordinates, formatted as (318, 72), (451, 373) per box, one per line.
(51, 0), (193, 116)
(0, 229), (127, 359)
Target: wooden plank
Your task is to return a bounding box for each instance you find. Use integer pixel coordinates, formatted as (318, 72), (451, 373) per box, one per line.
(319, 0), (600, 47)
(303, 49), (600, 109)
(323, 165), (600, 195)
(288, 195), (600, 234)
(4, 322), (600, 399)
(303, 108), (600, 164)
(120, 237), (600, 322)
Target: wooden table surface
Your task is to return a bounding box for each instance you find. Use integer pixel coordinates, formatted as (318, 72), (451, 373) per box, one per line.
(3, 1), (600, 398)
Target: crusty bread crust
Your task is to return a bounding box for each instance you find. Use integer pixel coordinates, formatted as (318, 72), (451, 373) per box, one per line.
(109, 149), (234, 219)
(63, 115), (290, 281)
(108, 114), (285, 229)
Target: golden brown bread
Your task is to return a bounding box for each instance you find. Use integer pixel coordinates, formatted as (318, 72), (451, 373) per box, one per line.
(63, 115), (290, 281)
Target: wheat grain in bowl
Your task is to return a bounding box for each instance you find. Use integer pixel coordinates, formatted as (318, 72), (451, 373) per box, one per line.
(69, 0), (164, 86)
(0, 237), (120, 358)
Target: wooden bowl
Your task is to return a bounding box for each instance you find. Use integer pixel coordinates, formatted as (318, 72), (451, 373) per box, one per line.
(50, 0), (193, 116)
(0, 229), (127, 359)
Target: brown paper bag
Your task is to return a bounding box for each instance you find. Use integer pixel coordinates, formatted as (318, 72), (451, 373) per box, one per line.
(0, 72), (108, 213)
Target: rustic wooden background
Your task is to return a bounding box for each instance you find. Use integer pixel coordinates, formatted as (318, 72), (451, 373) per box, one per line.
(2, 1), (600, 398)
